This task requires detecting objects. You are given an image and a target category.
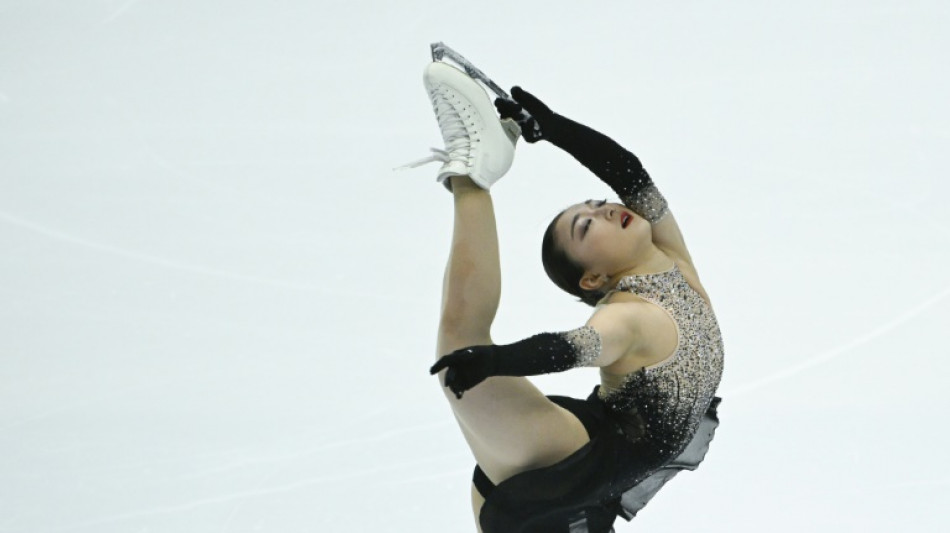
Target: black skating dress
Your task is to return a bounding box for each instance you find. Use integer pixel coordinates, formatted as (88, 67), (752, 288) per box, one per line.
(476, 95), (725, 532)
(473, 264), (725, 533)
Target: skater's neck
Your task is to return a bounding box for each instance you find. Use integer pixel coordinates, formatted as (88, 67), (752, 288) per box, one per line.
(607, 245), (674, 285)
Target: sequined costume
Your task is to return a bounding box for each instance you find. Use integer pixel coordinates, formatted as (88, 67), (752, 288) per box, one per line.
(463, 89), (724, 532)
(600, 265), (725, 460)
(473, 267), (723, 533)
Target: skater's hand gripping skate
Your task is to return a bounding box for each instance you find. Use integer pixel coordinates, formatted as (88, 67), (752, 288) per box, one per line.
(430, 345), (497, 399)
(494, 87), (558, 143)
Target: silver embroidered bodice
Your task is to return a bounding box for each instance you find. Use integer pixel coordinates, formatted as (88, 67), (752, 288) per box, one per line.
(598, 265), (724, 458)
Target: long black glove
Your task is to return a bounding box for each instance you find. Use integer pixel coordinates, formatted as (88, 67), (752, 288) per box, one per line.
(430, 327), (601, 398)
(495, 87), (669, 223)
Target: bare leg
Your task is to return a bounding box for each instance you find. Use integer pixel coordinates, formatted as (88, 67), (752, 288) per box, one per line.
(435, 176), (589, 492)
(471, 483), (486, 533)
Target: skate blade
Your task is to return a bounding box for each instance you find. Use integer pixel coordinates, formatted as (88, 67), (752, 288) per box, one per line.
(430, 42), (537, 138)
(430, 42), (511, 102)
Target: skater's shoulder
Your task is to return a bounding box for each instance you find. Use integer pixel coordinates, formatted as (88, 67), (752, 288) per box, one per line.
(586, 298), (656, 342)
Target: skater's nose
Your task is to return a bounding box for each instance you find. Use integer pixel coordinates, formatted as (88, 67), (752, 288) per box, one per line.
(590, 204), (611, 220)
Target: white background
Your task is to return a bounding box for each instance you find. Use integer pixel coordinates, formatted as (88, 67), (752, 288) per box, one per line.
(1, 1), (948, 531)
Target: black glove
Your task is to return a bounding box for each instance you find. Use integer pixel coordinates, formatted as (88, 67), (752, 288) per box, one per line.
(497, 86), (669, 223)
(494, 86), (559, 143)
(430, 345), (497, 399)
(430, 328), (602, 399)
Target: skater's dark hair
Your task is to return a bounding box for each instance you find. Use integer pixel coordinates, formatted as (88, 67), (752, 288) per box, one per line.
(542, 210), (605, 307)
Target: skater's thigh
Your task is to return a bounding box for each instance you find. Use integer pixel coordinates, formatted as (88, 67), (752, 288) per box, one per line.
(471, 482), (485, 533)
(455, 377), (588, 481)
(437, 334), (589, 482)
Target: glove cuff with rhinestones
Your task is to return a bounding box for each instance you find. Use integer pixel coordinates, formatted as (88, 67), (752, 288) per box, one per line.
(491, 326), (603, 377)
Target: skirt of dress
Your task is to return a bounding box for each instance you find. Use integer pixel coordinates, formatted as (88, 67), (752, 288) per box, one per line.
(472, 387), (721, 533)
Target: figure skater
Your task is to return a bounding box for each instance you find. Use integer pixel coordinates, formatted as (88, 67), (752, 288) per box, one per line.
(415, 61), (724, 532)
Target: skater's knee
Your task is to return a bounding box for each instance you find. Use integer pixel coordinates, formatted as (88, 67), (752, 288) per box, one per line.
(437, 300), (494, 342)
(440, 273), (500, 322)
(436, 323), (491, 356)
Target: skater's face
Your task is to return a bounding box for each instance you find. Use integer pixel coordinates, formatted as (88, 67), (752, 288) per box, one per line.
(553, 200), (650, 286)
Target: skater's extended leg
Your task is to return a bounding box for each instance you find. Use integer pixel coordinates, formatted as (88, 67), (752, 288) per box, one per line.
(436, 176), (501, 345)
(417, 62), (588, 515)
(435, 176), (589, 485)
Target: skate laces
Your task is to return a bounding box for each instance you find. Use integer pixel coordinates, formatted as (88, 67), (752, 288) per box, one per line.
(396, 87), (471, 171)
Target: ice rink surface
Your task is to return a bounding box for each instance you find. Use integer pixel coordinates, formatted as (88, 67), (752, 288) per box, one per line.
(1, 1), (948, 531)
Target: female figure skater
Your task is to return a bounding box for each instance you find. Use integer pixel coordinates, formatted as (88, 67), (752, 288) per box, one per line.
(418, 61), (724, 532)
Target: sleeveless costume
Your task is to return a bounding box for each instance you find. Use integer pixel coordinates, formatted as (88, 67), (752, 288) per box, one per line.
(430, 87), (726, 532)
(473, 266), (724, 533)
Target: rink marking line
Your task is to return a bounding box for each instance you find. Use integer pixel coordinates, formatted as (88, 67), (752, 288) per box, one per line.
(830, 477), (950, 496)
(0, 209), (403, 303)
(45, 452), (467, 531)
(375, 466), (472, 487)
(0, 384), (156, 434)
(303, 420), (452, 454)
(216, 421), (459, 529)
(875, 478), (950, 491)
(175, 420), (454, 482)
(0, 209), (320, 290)
(723, 284), (950, 397)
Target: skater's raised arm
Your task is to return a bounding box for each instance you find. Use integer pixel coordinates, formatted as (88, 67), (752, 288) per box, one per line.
(496, 88), (695, 268)
(430, 302), (647, 398)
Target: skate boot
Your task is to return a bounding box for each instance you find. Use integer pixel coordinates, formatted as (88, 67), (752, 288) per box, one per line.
(404, 62), (518, 190)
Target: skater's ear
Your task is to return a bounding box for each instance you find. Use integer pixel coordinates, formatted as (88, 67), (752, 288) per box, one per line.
(579, 272), (609, 292)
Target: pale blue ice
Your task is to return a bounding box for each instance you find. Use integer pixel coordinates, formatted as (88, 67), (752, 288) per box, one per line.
(1, 1), (948, 531)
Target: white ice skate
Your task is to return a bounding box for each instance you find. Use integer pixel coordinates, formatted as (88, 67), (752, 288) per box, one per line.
(403, 61), (518, 190)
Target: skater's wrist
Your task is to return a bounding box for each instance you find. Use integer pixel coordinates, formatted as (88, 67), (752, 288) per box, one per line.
(537, 113), (567, 143)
